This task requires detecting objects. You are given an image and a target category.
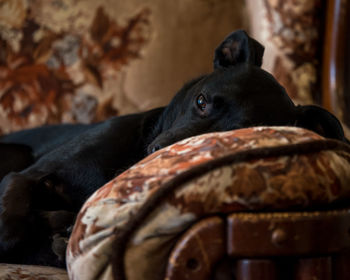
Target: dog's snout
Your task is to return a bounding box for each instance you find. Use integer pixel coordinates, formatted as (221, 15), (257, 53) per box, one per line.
(152, 145), (160, 153)
(147, 143), (162, 155)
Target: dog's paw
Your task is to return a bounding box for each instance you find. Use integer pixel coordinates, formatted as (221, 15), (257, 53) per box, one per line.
(44, 211), (76, 263)
(52, 234), (69, 262)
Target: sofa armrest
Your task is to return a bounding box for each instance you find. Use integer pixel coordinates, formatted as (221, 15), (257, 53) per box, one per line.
(66, 126), (350, 280)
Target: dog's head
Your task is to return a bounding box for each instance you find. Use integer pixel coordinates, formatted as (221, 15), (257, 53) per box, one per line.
(147, 30), (348, 154)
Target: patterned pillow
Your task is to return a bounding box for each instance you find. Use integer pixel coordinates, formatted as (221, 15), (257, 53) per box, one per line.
(66, 126), (350, 280)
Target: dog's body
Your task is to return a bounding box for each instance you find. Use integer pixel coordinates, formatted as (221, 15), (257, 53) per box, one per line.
(0, 30), (348, 267)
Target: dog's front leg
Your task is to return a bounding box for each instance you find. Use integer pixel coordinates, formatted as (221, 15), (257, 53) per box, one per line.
(0, 171), (75, 265)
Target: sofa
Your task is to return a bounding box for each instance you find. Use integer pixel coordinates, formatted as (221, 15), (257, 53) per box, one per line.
(1, 0), (350, 279)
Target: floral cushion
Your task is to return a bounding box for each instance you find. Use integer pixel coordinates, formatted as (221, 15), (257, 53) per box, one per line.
(66, 126), (350, 280)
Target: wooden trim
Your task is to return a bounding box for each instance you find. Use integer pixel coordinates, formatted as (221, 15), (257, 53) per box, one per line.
(322, 0), (348, 116)
(165, 217), (225, 280)
(295, 257), (332, 280)
(227, 210), (350, 257)
(236, 260), (277, 280)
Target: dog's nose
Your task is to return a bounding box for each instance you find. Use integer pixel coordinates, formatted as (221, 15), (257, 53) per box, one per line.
(151, 144), (161, 153)
(148, 144), (161, 154)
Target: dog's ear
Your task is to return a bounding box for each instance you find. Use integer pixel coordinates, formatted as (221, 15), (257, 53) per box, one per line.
(214, 30), (265, 69)
(296, 105), (349, 143)
(0, 143), (33, 181)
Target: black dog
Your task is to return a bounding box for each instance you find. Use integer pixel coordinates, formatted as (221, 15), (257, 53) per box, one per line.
(0, 30), (348, 267)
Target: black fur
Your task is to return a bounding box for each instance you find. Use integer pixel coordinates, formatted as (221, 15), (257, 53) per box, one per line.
(0, 30), (348, 267)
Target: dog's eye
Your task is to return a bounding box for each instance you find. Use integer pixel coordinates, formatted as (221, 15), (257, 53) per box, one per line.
(196, 94), (207, 111)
